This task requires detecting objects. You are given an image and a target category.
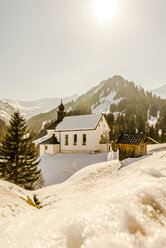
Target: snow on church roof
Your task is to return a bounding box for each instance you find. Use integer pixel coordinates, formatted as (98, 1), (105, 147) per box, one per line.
(55, 114), (102, 131)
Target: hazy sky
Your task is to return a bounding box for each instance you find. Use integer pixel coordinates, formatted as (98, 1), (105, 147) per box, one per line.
(0, 0), (166, 100)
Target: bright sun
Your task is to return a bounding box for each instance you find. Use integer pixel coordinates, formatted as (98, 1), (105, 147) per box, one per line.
(93, 0), (119, 21)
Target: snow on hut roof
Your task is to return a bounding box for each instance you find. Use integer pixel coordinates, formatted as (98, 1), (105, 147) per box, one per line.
(40, 136), (60, 145)
(55, 114), (102, 131)
(116, 133), (145, 145)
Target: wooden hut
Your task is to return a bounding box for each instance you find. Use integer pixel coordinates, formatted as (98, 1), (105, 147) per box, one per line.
(116, 133), (147, 161)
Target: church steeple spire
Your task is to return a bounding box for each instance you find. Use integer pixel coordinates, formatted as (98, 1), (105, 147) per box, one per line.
(58, 98), (65, 112)
(57, 99), (66, 121)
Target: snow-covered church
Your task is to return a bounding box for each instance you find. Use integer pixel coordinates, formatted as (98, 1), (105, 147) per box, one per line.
(39, 101), (111, 156)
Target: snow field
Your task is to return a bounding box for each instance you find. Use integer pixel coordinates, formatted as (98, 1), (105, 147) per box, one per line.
(38, 152), (109, 186)
(0, 180), (36, 218)
(38, 143), (166, 187)
(1, 150), (166, 247)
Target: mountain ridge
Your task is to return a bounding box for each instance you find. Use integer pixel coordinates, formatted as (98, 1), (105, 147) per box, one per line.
(26, 75), (166, 143)
(152, 84), (166, 99)
(1, 75), (166, 143)
(0, 94), (78, 123)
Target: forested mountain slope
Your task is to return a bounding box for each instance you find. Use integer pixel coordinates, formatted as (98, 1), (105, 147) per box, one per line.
(27, 76), (166, 142)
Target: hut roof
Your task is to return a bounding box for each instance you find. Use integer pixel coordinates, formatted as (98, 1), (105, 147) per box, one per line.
(116, 133), (145, 145)
(40, 136), (60, 145)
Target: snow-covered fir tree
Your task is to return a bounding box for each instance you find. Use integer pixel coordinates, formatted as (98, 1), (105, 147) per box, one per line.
(0, 111), (42, 190)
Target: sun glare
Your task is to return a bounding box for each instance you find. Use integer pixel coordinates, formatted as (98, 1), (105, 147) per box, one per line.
(93, 0), (119, 22)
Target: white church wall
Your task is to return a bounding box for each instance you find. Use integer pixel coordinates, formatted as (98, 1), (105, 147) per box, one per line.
(59, 129), (99, 153)
(53, 144), (60, 154)
(40, 144), (60, 156)
(40, 145), (45, 156)
(54, 115), (111, 153)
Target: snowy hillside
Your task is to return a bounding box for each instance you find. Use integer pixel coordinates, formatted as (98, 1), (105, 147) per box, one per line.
(68, 76), (126, 115)
(152, 84), (166, 99)
(27, 76), (126, 133)
(38, 144), (166, 187)
(1, 146), (166, 247)
(91, 90), (124, 114)
(27, 76), (166, 140)
(0, 98), (15, 123)
(0, 180), (35, 218)
(3, 94), (78, 120)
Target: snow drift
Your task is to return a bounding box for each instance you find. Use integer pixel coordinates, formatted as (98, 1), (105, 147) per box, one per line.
(38, 152), (109, 186)
(1, 151), (166, 248)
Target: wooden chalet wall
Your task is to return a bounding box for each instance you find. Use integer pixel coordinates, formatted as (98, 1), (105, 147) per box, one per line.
(118, 142), (147, 161)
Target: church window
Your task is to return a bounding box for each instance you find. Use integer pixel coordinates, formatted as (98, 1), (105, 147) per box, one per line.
(82, 134), (86, 145)
(73, 134), (77, 145)
(65, 135), (68, 145)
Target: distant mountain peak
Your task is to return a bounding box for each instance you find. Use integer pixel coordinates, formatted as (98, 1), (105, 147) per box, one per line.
(0, 95), (78, 123)
(152, 84), (166, 99)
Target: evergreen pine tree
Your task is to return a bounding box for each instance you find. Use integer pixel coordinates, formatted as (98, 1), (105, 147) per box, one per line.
(0, 111), (41, 190)
(0, 119), (7, 138)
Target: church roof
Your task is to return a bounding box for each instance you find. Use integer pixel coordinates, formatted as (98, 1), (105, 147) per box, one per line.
(116, 133), (145, 145)
(40, 136), (60, 145)
(47, 120), (61, 130)
(55, 114), (103, 131)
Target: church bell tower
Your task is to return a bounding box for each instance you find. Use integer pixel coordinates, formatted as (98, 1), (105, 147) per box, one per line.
(57, 99), (66, 121)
